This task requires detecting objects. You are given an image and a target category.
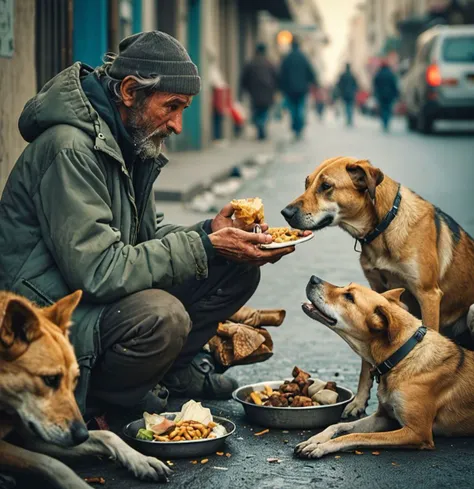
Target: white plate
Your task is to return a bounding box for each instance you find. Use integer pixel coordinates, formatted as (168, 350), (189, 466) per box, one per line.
(261, 232), (314, 249)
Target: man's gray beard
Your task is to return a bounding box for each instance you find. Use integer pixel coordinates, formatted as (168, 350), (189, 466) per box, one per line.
(127, 107), (167, 160)
(134, 127), (166, 160)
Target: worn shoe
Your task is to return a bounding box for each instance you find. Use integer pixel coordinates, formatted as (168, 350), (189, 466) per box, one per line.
(163, 352), (238, 400)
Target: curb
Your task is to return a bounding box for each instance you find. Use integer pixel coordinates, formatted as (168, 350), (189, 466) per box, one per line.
(154, 153), (276, 203)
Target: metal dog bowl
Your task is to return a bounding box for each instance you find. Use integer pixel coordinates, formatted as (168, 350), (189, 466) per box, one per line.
(123, 413), (236, 459)
(233, 380), (354, 429)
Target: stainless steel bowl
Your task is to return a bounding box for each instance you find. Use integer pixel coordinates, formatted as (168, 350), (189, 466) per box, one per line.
(233, 380), (354, 429)
(122, 413), (236, 459)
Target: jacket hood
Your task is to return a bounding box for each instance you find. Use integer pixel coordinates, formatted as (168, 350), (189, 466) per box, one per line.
(19, 63), (99, 143)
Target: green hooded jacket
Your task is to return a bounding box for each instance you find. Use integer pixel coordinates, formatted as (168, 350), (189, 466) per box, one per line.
(0, 63), (212, 413)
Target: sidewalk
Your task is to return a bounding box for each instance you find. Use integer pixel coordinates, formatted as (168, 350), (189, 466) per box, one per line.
(154, 123), (283, 203)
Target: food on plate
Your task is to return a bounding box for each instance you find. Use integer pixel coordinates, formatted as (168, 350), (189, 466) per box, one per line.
(267, 227), (304, 243)
(246, 366), (340, 407)
(136, 400), (226, 442)
(230, 197), (264, 225)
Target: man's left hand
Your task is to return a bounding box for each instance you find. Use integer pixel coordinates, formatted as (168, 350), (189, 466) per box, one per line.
(211, 203), (269, 233)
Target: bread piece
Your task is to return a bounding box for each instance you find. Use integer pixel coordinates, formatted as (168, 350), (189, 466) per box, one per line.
(311, 389), (339, 405)
(231, 197), (264, 225)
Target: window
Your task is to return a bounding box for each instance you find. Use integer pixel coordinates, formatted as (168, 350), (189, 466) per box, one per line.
(442, 36), (474, 63)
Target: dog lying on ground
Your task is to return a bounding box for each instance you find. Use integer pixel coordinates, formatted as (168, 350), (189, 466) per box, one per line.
(282, 156), (474, 417)
(0, 290), (171, 488)
(296, 276), (474, 459)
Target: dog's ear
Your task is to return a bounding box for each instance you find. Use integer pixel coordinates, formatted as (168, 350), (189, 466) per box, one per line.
(367, 305), (393, 343)
(381, 288), (405, 305)
(0, 296), (42, 356)
(346, 160), (384, 201)
(42, 290), (83, 334)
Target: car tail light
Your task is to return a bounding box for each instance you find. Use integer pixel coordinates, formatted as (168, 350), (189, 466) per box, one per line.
(426, 64), (441, 87)
(441, 78), (458, 86)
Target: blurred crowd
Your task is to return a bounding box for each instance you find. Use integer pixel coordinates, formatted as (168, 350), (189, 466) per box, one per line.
(239, 37), (403, 140)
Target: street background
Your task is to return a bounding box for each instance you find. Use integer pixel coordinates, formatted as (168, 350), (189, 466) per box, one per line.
(2, 0), (474, 488)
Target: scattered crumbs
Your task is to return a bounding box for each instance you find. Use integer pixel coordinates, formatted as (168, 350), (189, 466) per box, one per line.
(282, 430), (289, 434)
(225, 453), (232, 458)
(355, 450), (364, 455)
(237, 437), (244, 440)
(392, 462), (400, 467)
(216, 452), (224, 456)
(335, 456), (341, 459)
(166, 461), (174, 466)
(267, 458), (282, 464)
(212, 467), (229, 471)
(201, 459), (209, 464)
(283, 440), (289, 444)
(191, 461), (198, 465)
(254, 429), (270, 436)
(84, 477), (105, 485)
(372, 451), (380, 456)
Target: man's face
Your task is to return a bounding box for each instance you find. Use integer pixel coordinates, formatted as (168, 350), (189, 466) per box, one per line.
(123, 85), (192, 159)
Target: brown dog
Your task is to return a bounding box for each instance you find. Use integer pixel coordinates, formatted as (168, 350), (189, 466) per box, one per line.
(296, 276), (474, 459)
(282, 156), (474, 417)
(0, 291), (171, 488)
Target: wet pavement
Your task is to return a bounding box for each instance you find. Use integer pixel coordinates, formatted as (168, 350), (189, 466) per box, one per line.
(24, 113), (474, 488)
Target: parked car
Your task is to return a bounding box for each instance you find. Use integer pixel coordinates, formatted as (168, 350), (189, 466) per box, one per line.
(401, 25), (474, 133)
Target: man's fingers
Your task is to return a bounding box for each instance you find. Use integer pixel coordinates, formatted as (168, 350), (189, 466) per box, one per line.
(219, 203), (235, 219)
(240, 230), (273, 245)
(260, 223), (269, 233)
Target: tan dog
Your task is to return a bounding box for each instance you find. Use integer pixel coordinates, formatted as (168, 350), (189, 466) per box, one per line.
(296, 276), (474, 459)
(0, 291), (171, 488)
(282, 156), (474, 417)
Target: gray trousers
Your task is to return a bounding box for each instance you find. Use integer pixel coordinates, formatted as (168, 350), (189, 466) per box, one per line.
(88, 260), (260, 408)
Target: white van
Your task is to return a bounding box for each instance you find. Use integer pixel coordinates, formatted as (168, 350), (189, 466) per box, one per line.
(402, 25), (474, 133)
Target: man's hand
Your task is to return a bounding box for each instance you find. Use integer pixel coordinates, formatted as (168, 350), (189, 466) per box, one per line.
(211, 203), (269, 233)
(209, 228), (294, 266)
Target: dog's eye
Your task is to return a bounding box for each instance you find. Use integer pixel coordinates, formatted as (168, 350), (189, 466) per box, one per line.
(344, 292), (355, 303)
(319, 182), (332, 192)
(42, 375), (62, 390)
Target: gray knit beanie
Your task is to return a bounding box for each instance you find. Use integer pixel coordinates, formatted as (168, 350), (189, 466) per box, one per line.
(109, 31), (201, 95)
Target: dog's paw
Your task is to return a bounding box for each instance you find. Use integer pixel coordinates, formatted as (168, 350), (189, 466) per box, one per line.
(125, 452), (172, 482)
(295, 442), (328, 459)
(342, 398), (367, 419)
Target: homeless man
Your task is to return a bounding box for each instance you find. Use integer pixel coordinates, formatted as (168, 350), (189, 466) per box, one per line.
(0, 31), (294, 418)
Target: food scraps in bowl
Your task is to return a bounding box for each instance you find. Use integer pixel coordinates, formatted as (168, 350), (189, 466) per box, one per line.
(136, 400), (227, 443)
(266, 227), (304, 243)
(246, 366), (339, 407)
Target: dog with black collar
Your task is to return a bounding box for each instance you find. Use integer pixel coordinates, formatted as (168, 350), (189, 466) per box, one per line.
(282, 156), (474, 418)
(296, 276), (474, 459)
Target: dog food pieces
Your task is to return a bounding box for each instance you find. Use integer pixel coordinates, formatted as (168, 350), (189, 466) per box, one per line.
(267, 227), (303, 243)
(246, 366), (340, 407)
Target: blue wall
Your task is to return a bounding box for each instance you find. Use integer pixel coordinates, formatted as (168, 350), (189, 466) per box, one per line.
(182, 0), (202, 149)
(73, 0), (108, 68)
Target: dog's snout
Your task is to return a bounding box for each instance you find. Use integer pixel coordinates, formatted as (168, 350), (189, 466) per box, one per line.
(281, 205), (297, 222)
(310, 275), (322, 286)
(70, 420), (89, 445)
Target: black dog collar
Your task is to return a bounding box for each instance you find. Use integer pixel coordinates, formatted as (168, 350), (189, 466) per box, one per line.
(354, 184), (402, 252)
(370, 326), (427, 383)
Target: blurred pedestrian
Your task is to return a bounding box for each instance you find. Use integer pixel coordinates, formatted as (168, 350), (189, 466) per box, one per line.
(312, 85), (328, 122)
(373, 60), (399, 132)
(337, 63), (358, 127)
(240, 43), (278, 140)
(279, 38), (317, 140)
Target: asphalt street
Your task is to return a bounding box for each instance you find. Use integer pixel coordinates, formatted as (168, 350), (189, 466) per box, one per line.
(21, 112), (474, 489)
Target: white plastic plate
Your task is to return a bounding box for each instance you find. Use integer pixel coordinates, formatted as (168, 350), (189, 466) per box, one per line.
(261, 232), (314, 249)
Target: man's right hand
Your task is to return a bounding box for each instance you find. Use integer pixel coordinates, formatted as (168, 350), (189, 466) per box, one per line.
(209, 228), (294, 266)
